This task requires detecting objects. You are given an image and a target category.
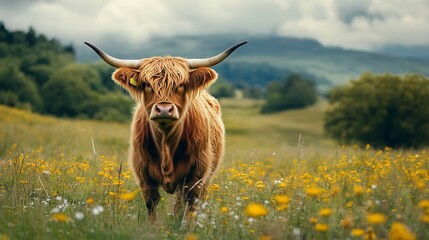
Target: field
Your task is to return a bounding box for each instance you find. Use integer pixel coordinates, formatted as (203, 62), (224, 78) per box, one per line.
(1, 100), (428, 240)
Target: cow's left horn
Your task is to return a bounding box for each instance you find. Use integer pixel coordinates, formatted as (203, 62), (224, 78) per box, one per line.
(187, 41), (248, 69)
(84, 42), (143, 69)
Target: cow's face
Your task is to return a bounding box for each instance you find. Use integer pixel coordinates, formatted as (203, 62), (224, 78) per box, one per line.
(112, 57), (217, 127)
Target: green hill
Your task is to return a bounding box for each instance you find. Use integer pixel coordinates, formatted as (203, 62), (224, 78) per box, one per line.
(78, 35), (429, 92)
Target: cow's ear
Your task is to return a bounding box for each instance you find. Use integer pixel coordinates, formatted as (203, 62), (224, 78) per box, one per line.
(188, 67), (218, 90)
(112, 67), (140, 91)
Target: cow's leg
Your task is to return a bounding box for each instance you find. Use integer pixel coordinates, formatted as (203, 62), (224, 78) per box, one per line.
(141, 185), (160, 222)
(184, 177), (207, 215)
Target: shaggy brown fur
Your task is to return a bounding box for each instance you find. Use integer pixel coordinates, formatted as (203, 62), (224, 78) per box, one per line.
(112, 56), (224, 220)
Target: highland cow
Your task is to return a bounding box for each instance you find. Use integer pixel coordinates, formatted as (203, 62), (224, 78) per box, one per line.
(85, 41), (247, 220)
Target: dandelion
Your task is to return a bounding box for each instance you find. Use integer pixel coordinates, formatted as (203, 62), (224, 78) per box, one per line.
(341, 215), (353, 229)
(52, 213), (68, 222)
(364, 227), (377, 240)
(276, 204), (288, 211)
(346, 201), (353, 208)
(245, 203), (268, 217)
(185, 233), (197, 240)
(86, 198), (94, 205)
(259, 234), (272, 240)
(273, 195), (289, 205)
(367, 213), (387, 225)
(351, 228), (365, 237)
(353, 185), (365, 196)
(209, 184), (220, 191)
(418, 199), (429, 208)
(420, 215), (429, 223)
(309, 217), (318, 224)
(314, 223), (329, 232)
(319, 208), (332, 217)
(389, 222), (416, 240)
(220, 206), (228, 213)
(75, 212), (84, 221)
(119, 191), (138, 201)
(92, 205), (104, 216)
(0, 234), (10, 240)
(305, 187), (323, 197)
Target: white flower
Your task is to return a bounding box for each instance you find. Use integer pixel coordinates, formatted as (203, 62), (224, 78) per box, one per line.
(293, 228), (301, 236)
(92, 205), (104, 215)
(56, 196), (62, 201)
(51, 207), (60, 213)
(75, 212), (85, 220)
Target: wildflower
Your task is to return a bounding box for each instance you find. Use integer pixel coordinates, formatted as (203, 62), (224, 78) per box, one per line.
(0, 234), (10, 240)
(119, 191), (138, 201)
(92, 206), (104, 216)
(341, 215), (353, 229)
(209, 184), (220, 191)
(185, 233), (197, 240)
(364, 227), (377, 240)
(220, 206), (228, 213)
(86, 198), (94, 205)
(309, 217), (318, 224)
(389, 222), (416, 240)
(353, 185), (365, 196)
(259, 234), (272, 240)
(276, 204), (288, 211)
(52, 213), (68, 222)
(420, 215), (429, 223)
(245, 203), (268, 217)
(273, 195), (289, 205)
(75, 212), (84, 221)
(418, 199), (429, 208)
(346, 201), (353, 208)
(314, 223), (329, 232)
(367, 213), (387, 225)
(351, 228), (365, 237)
(256, 181), (265, 189)
(319, 208), (332, 217)
(305, 187), (323, 197)
(331, 186), (340, 195)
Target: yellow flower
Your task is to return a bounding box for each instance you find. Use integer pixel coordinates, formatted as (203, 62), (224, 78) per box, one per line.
(367, 213), (387, 225)
(185, 233), (197, 240)
(319, 208), (332, 217)
(389, 222), (416, 240)
(274, 195), (290, 205)
(364, 227), (377, 240)
(0, 234), (10, 240)
(209, 184), (220, 191)
(220, 206), (228, 213)
(418, 199), (429, 208)
(314, 223), (329, 232)
(86, 198), (94, 205)
(309, 217), (318, 224)
(305, 187), (323, 197)
(256, 181), (265, 189)
(351, 228), (365, 237)
(259, 234), (272, 240)
(341, 215), (353, 229)
(420, 215), (429, 223)
(346, 201), (353, 208)
(52, 213), (69, 222)
(276, 204), (288, 211)
(119, 191), (139, 201)
(353, 185), (365, 196)
(245, 203), (268, 217)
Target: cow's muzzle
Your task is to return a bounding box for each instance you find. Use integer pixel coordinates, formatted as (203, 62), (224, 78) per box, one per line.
(149, 102), (179, 123)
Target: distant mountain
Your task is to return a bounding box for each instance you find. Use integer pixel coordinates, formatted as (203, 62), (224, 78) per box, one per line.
(77, 35), (429, 93)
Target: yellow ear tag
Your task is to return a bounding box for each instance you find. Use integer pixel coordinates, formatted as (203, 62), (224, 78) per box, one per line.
(130, 77), (138, 86)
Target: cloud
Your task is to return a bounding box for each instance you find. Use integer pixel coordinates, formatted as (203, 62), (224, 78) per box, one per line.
(0, 0), (428, 51)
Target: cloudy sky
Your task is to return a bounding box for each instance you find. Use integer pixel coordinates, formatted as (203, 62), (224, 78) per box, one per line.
(1, 0), (429, 51)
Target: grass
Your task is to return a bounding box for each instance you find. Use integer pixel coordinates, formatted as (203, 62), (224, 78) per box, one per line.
(0, 101), (428, 240)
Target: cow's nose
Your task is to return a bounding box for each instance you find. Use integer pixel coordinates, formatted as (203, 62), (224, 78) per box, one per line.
(155, 103), (174, 118)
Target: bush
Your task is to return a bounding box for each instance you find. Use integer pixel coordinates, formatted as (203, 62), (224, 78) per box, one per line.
(261, 74), (317, 113)
(325, 73), (429, 147)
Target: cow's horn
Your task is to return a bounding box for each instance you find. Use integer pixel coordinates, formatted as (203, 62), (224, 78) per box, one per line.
(187, 41), (248, 69)
(84, 42), (143, 69)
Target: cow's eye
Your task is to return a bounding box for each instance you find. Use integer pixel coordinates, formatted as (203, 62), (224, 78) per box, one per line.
(177, 84), (185, 94)
(144, 84), (153, 94)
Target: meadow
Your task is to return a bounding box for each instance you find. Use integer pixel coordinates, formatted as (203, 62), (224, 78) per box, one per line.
(0, 100), (428, 240)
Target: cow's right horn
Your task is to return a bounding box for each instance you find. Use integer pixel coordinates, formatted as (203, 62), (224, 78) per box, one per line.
(84, 42), (143, 69)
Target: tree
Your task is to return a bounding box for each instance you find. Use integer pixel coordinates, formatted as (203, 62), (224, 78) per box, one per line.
(210, 77), (235, 98)
(0, 66), (42, 111)
(261, 74), (317, 113)
(325, 73), (429, 148)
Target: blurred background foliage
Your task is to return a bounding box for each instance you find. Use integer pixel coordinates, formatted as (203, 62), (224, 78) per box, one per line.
(1, 22), (429, 147)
